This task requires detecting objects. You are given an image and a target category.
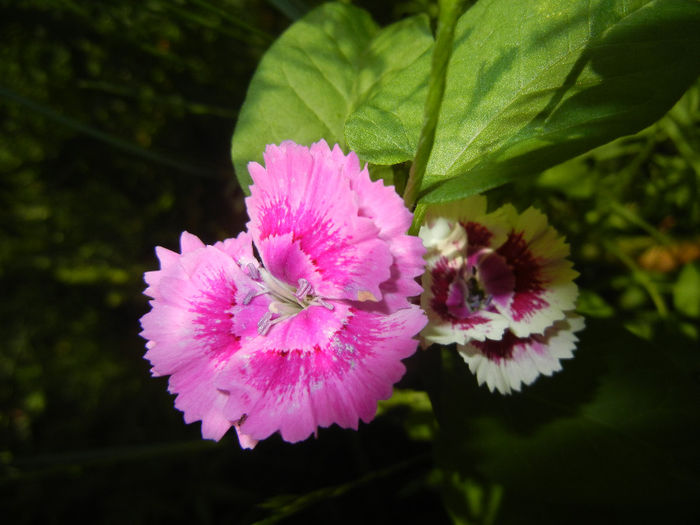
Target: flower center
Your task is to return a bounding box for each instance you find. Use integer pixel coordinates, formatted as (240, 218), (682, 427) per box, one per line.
(243, 263), (333, 335)
(446, 266), (493, 319)
(464, 272), (493, 311)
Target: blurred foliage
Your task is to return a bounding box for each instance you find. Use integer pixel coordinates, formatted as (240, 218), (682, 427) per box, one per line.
(494, 82), (700, 340)
(473, 83), (700, 523)
(1, 0), (699, 524)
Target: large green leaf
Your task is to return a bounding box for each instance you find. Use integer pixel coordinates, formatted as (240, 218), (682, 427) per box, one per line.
(230, 3), (433, 190)
(345, 17), (433, 165)
(419, 0), (700, 203)
(230, 3), (376, 189)
(428, 320), (700, 521)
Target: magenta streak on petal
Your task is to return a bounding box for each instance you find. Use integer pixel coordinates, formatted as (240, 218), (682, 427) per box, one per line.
(476, 251), (515, 310)
(496, 231), (548, 322)
(190, 270), (241, 365)
(256, 234), (320, 296)
(232, 339), (362, 443)
(469, 331), (531, 364)
(463, 221), (493, 256)
(256, 197), (391, 301)
(446, 278), (470, 318)
(228, 306), (424, 443)
(429, 258), (459, 322)
(510, 293), (550, 322)
(256, 199), (367, 286)
(257, 197), (336, 254)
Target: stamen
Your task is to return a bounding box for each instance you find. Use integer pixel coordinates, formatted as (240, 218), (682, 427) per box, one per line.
(246, 263), (261, 281)
(250, 267), (333, 335)
(260, 270), (297, 303)
(315, 298), (335, 310)
(242, 288), (266, 305)
(257, 311), (273, 335)
(295, 278), (312, 300)
(243, 289), (256, 305)
(269, 301), (302, 316)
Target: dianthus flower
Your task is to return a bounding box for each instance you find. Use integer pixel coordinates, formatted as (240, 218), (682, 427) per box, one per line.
(419, 196), (584, 394)
(140, 140), (426, 448)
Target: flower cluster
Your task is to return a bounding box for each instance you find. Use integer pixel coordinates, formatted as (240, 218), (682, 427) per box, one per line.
(140, 140), (426, 448)
(419, 196), (584, 394)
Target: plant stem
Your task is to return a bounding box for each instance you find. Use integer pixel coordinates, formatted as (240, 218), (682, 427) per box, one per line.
(403, 0), (464, 210)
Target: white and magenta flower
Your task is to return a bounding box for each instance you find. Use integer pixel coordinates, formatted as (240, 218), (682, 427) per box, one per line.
(140, 140), (426, 447)
(419, 196), (583, 394)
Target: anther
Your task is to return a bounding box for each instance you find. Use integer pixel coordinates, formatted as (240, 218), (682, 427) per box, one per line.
(317, 298), (335, 310)
(246, 263), (261, 281)
(257, 311), (273, 335)
(295, 278), (312, 300)
(242, 289), (257, 305)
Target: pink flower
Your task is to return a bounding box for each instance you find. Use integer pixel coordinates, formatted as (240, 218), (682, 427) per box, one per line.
(419, 196), (583, 394)
(140, 140), (426, 447)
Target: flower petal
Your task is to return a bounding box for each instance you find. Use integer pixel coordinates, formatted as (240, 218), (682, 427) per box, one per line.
(475, 250), (514, 311)
(144, 231), (206, 299)
(142, 141), (428, 446)
(218, 306), (426, 443)
(346, 159), (426, 311)
(421, 256), (508, 344)
(180, 230), (206, 253)
(140, 232), (259, 440)
(493, 213), (579, 337)
(458, 314), (585, 394)
(246, 140), (393, 302)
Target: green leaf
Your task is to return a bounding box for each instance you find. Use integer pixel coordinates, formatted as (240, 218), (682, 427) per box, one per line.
(420, 0), (700, 203)
(345, 15), (434, 165)
(231, 4), (434, 191)
(673, 262), (700, 318)
(230, 3), (377, 190)
(431, 320), (700, 521)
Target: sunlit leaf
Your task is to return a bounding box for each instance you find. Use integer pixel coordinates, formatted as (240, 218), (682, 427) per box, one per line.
(231, 4), (434, 190)
(345, 15), (433, 165)
(231, 3), (376, 189)
(420, 0), (700, 203)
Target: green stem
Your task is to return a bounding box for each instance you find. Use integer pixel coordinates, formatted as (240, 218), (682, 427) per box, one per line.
(403, 0), (464, 210)
(408, 202), (427, 236)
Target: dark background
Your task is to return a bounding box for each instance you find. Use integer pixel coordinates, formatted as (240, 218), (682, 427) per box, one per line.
(1, 1), (699, 523)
